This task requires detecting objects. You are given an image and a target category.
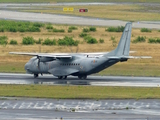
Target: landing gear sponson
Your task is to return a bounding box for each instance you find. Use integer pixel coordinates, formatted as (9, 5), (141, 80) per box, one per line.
(34, 74), (87, 80)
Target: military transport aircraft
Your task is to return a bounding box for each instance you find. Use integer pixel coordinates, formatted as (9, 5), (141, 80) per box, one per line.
(10, 22), (151, 79)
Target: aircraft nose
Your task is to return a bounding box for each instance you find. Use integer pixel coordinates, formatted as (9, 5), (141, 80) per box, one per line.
(25, 62), (30, 71)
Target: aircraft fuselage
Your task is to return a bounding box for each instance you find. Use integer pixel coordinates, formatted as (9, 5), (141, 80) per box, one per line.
(25, 56), (119, 77)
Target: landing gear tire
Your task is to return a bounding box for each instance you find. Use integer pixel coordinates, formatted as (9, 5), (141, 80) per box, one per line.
(82, 75), (87, 79)
(58, 76), (63, 79)
(63, 76), (67, 79)
(58, 76), (67, 79)
(34, 74), (38, 78)
(78, 76), (82, 79)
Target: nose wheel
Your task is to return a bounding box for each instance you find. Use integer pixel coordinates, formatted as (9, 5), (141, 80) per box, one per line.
(34, 74), (38, 78)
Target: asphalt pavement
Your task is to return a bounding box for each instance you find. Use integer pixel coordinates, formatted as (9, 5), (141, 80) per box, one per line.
(0, 73), (160, 87)
(0, 98), (160, 120)
(0, 10), (160, 29)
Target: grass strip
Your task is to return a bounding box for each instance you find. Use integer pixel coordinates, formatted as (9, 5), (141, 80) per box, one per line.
(1, 0), (160, 3)
(0, 84), (160, 99)
(22, 5), (160, 21)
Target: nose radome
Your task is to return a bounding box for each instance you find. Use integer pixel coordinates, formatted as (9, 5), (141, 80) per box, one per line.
(25, 62), (30, 71)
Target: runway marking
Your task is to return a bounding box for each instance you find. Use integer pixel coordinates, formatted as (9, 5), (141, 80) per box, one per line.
(13, 103), (18, 109)
(0, 99), (160, 116)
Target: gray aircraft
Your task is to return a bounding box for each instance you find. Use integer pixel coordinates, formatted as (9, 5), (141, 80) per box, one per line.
(10, 22), (151, 79)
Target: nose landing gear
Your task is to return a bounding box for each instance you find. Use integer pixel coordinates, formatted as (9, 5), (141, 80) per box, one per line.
(34, 74), (38, 78)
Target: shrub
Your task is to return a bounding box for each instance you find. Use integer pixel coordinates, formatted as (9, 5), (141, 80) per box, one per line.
(89, 27), (96, 32)
(106, 26), (124, 32)
(33, 22), (44, 28)
(83, 28), (89, 32)
(141, 28), (151, 32)
(0, 20), (44, 33)
(0, 36), (7, 40)
(0, 36), (8, 45)
(157, 38), (160, 43)
(84, 36), (98, 44)
(0, 28), (4, 32)
(111, 36), (115, 41)
(35, 38), (43, 44)
(106, 27), (116, 32)
(42, 38), (56, 45)
(148, 38), (156, 43)
(117, 26), (125, 32)
(10, 40), (18, 45)
(22, 36), (35, 45)
(79, 33), (88, 37)
(27, 27), (41, 32)
(84, 36), (92, 41)
(53, 28), (65, 32)
(9, 27), (17, 32)
(58, 36), (79, 46)
(69, 26), (78, 30)
(99, 39), (104, 43)
(148, 38), (160, 43)
(110, 36), (117, 47)
(18, 27), (26, 32)
(46, 25), (53, 30)
(68, 29), (72, 33)
(87, 38), (98, 44)
(132, 36), (146, 43)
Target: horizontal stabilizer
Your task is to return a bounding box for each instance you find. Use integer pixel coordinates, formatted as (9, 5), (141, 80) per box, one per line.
(124, 56), (152, 59)
(108, 56), (152, 59)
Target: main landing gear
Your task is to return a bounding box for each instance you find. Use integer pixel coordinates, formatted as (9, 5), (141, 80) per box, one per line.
(58, 76), (67, 79)
(78, 75), (87, 79)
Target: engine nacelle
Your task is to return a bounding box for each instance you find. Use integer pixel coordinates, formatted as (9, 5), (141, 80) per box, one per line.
(39, 57), (55, 62)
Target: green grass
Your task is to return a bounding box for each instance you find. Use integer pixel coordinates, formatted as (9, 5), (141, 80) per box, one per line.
(0, 62), (25, 73)
(22, 4), (160, 21)
(0, 20), (43, 32)
(1, 0), (160, 3)
(0, 84), (160, 99)
(98, 63), (160, 77)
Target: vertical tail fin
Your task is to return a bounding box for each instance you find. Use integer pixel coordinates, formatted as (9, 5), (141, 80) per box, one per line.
(114, 22), (132, 56)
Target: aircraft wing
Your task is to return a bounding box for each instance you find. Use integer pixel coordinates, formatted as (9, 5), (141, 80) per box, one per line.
(9, 52), (72, 59)
(9, 51), (136, 57)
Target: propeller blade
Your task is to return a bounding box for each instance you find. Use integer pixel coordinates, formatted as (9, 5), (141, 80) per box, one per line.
(37, 56), (40, 69)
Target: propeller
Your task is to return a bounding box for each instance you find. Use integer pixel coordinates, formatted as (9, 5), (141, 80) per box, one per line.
(37, 56), (40, 69)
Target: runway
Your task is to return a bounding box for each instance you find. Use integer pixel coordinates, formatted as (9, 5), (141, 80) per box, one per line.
(0, 73), (160, 87)
(0, 98), (160, 119)
(0, 10), (160, 29)
(0, 3), (160, 29)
